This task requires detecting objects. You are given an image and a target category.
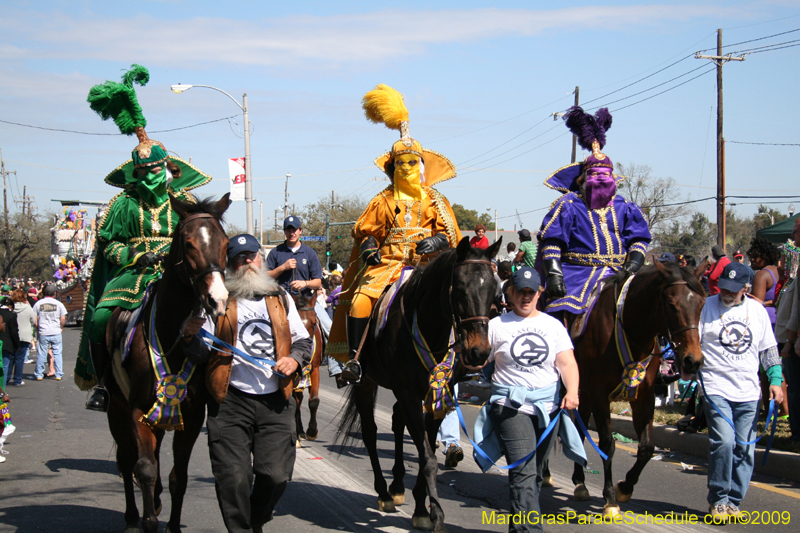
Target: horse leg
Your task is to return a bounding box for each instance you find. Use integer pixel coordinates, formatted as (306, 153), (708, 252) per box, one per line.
(305, 364), (321, 441)
(153, 436), (164, 517)
(133, 418), (161, 533)
(165, 403), (206, 533)
(593, 400), (619, 518)
(354, 382), (395, 512)
(388, 401), (406, 505)
(108, 400), (140, 532)
(572, 400), (592, 501)
(615, 395), (656, 504)
(294, 390), (306, 443)
(398, 394), (447, 533)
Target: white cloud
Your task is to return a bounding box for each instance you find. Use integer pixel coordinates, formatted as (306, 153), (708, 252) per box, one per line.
(1, 5), (732, 67)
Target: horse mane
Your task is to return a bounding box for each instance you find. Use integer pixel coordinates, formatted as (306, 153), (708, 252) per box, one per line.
(401, 248), (459, 306)
(606, 262), (705, 295)
(174, 195), (227, 223)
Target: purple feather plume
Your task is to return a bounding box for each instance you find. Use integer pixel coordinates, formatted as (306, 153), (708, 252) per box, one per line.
(563, 106), (613, 151)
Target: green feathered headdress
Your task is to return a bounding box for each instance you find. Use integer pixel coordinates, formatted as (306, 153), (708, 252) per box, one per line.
(87, 64), (168, 169)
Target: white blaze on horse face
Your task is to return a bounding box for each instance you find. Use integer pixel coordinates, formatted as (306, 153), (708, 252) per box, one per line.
(208, 271), (228, 316)
(198, 226), (211, 248)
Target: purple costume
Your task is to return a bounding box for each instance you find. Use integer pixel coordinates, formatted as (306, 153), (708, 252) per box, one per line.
(537, 107), (652, 316)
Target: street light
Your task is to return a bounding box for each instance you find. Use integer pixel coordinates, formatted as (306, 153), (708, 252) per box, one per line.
(171, 84), (254, 235)
(790, 203), (795, 217)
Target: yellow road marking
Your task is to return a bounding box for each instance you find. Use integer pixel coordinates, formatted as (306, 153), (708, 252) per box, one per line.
(614, 443), (800, 500)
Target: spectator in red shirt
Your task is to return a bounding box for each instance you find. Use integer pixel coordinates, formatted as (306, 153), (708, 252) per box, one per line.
(470, 224), (489, 249)
(708, 245), (731, 296)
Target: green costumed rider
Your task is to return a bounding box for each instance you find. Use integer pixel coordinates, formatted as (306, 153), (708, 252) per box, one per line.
(76, 65), (212, 411)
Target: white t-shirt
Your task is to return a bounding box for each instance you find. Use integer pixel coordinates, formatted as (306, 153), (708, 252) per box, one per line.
(32, 297), (67, 336)
(699, 294), (777, 402)
(488, 311), (574, 414)
(223, 295), (310, 395)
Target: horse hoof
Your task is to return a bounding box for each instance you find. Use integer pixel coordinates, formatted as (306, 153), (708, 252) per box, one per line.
(124, 525), (140, 533)
(377, 499), (396, 513)
(542, 474), (554, 488)
(295, 440), (303, 448)
(615, 481), (632, 503)
(390, 490), (405, 505)
(573, 484), (591, 501)
(412, 514), (434, 531)
(297, 432), (306, 440)
(306, 430), (318, 441)
(602, 504), (621, 518)
(154, 502), (162, 517)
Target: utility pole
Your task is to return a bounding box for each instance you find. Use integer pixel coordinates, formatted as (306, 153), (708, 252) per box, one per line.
(696, 29), (745, 251)
(283, 173), (291, 219)
(571, 86), (579, 163)
(274, 209), (279, 231)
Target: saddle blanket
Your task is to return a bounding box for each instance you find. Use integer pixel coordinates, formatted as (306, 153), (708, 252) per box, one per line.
(374, 266), (415, 339)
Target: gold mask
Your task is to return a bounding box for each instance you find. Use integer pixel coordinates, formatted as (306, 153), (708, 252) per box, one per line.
(393, 153), (423, 202)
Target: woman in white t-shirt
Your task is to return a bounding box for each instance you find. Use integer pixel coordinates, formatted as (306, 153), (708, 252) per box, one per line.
(485, 266), (580, 533)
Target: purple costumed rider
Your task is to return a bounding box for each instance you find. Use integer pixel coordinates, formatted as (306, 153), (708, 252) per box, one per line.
(538, 106), (651, 317)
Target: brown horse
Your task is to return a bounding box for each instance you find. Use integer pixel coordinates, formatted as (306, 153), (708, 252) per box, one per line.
(291, 288), (323, 442)
(103, 195), (230, 533)
(569, 259), (707, 517)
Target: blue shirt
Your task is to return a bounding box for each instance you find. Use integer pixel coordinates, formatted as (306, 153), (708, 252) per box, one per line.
(266, 242), (323, 290)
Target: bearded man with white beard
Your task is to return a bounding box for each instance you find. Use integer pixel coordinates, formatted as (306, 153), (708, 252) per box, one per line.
(182, 233), (311, 532)
(697, 261), (784, 523)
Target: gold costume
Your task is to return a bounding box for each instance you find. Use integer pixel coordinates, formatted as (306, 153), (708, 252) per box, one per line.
(326, 85), (462, 363)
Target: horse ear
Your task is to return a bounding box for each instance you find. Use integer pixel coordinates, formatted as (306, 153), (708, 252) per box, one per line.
(214, 193), (232, 219)
(694, 256), (710, 279)
(456, 236), (471, 260)
(170, 195), (189, 220)
(485, 236), (503, 258)
(653, 258), (670, 275)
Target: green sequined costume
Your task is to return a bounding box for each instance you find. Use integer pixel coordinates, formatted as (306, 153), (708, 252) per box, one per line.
(74, 158), (211, 390)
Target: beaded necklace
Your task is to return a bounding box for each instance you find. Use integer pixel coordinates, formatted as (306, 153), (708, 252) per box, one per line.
(718, 295), (749, 350)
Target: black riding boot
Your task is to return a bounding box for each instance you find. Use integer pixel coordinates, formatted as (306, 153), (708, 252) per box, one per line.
(85, 342), (110, 412)
(339, 316), (369, 383)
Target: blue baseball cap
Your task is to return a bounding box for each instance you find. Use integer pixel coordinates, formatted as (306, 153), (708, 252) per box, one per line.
(511, 267), (541, 291)
(283, 215), (302, 230)
(227, 234), (260, 259)
(657, 252), (676, 263)
(717, 262), (754, 292)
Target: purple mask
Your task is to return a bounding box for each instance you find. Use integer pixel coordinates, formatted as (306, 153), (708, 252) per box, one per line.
(584, 167), (616, 209)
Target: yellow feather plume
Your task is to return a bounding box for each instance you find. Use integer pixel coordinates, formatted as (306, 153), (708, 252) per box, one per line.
(362, 84), (409, 131)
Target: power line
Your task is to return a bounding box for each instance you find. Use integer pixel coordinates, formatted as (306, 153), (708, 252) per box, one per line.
(696, 27), (800, 53)
(727, 141), (800, 146)
(748, 42), (800, 54)
(611, 66), (716, 112)
(0, 115), (238, 136)
(733, 37), (800, 53)
(455, 115), (552, 166)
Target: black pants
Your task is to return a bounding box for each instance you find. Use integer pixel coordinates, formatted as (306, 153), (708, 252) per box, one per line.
(207, 387), (297, 532)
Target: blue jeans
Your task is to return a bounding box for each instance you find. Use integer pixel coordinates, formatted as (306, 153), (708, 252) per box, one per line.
(490, 403), (559, 533)
(7, 343), (29, 385)
(703, 395), (758, 506)
(2, 351), (13, 388)
(437, 384), (460, 452)
(36, 334), (63, 379)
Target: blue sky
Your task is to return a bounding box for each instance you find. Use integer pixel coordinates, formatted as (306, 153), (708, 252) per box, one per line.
(2, 1), (799, 232)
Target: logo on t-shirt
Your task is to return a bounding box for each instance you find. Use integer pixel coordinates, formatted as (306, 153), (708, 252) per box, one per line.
(718, 321), (753, 355)
(238, 318), (274, 358)
(509, 332), (549, 367)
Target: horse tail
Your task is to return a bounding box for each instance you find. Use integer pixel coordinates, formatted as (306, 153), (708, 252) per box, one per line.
(334, 383), (377, 454)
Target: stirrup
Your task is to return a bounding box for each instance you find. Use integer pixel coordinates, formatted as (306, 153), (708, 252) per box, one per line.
(340, 360), (362, 383)
(85, 387), (110, 412)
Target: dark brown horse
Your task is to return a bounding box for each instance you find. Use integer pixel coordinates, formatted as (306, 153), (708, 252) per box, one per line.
(570, 259), (707, 517)
(291, 288), (323, 442)
(104, 194), (230, 533)
(336, 237), (502, 533)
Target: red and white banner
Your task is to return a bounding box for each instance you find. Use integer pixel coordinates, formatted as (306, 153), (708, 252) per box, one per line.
(228, 157), (246, 202)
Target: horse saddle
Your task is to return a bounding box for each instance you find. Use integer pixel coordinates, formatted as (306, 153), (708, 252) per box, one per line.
(373, 266), (415, 339)
(569, 280), (605, 340)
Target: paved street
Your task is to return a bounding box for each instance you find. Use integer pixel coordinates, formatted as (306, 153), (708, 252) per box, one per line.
(1, 326), (800, 532)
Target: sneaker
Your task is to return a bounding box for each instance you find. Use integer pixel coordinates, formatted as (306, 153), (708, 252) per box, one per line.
(444, 444), (464, 468)
(35, 376), (43, 381)
(23, 358), (33, 364)
(726, 503), (743, 521)
(3, 425), (15, 438)
(0, 455), (5, 463)
(708, 502), (729, 523)
(55, 377), (62, 381)
(13, 381), (24, 386)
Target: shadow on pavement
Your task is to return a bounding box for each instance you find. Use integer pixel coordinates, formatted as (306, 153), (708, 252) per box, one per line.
(45, 458), (118, 475)
(0, 504), (125, 533)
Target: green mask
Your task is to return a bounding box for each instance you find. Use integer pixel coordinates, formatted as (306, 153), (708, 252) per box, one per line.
(136, 167), (169, 206)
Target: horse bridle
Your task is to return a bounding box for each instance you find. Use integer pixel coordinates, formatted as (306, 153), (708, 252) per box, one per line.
(170, 213), (227, 307)
(449, 259), (494, 329)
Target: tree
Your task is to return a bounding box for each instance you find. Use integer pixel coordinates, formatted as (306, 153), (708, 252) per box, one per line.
(299, 194), (367, 268)
(451, 204), (495, 233)
(616, 163), (682, 236)
(752, 204), (788, 232)
(1, 209), (54, 278)
(653, 210), (715, 259)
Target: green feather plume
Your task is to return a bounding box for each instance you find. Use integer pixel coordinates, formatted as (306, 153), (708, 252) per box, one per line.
(87, 64), (149, 135)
